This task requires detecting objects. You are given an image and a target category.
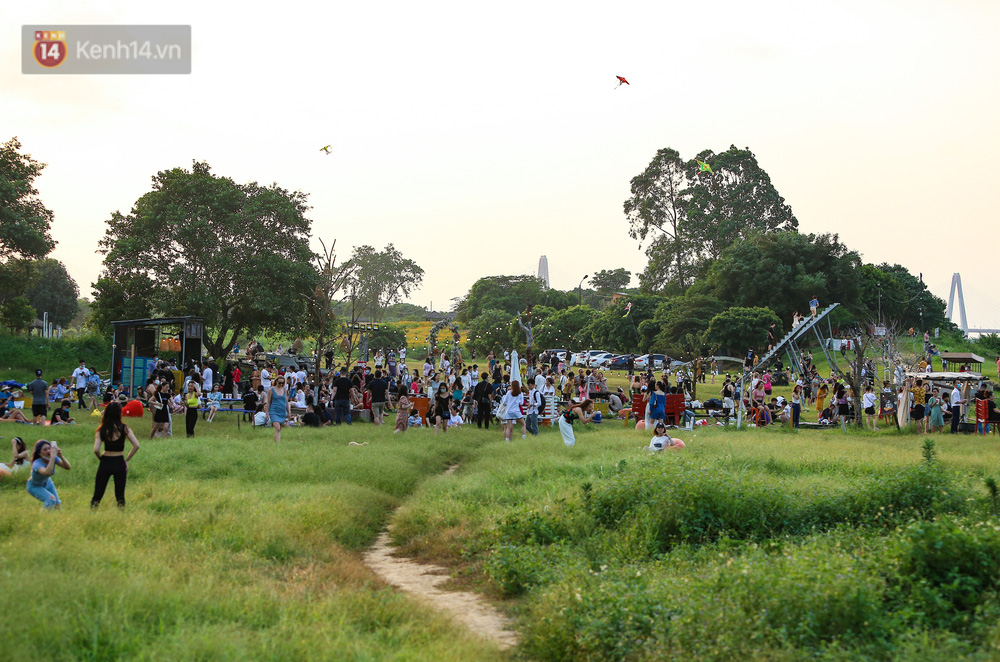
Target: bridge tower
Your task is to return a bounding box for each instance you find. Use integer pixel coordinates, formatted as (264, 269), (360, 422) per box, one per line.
(537, 255), (550, 290)
(945, 273), (969, 333)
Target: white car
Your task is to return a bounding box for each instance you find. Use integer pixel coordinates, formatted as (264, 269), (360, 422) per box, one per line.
(587, 352), (617, 368)
(635, 354), (667, 370)
(572, 350), (612, 367)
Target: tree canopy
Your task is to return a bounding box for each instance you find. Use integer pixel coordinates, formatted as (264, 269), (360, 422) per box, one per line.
(0, 138), (56, 300)
(455, 275), (551, 323)
(590, 268), (632, 293)
(23, 258), (78, 328)
(344, 244), (424, 322)
(704, 306), (782, 357)
(692, 232), (860, 324)
(625, 145), (797, 292)
(90, 161), (317, 359)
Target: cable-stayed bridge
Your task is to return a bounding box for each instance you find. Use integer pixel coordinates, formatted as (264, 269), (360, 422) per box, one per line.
(946, 273), (1000, 335)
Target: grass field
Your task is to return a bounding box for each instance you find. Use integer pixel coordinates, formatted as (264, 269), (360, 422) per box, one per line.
(3, 406), (1000, 660)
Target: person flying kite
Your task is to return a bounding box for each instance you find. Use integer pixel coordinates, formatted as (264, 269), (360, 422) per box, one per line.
(320, 145), (332, 155)
(623, 302), (633, 317)
(696, 159), (713, 173)
(615, 76), (629, 89)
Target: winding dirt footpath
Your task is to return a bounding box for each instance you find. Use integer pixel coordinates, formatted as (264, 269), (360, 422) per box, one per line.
(362, 465), (520, 651)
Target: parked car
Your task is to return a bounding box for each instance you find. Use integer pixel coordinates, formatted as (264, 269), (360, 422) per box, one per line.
(606, 354), (629, 370)
(635, 353), (667, 370)
(573, 350), (613, 368)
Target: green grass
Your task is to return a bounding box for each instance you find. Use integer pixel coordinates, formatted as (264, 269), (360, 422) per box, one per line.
(4, 405), (1000, 660)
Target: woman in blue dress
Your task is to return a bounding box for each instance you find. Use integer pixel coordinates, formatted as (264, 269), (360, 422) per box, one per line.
(648, 381), (666, 427)
(263, 375), (291, 443)
(26, 439), (72, 510)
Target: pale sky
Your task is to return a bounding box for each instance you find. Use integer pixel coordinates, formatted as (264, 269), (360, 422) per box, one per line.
(4, 0), (999, 328)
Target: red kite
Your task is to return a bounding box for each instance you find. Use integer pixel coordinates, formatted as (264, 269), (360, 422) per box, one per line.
(615, 76), (629, 89)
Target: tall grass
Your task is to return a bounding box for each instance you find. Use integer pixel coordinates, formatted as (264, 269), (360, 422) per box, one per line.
(0, 418), (507, 661)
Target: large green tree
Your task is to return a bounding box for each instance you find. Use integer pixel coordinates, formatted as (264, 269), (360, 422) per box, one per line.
(639, 293), (725, 353)
(454, 275), (547, 323)
(704, 306), (782, 356)
(590, 268), (632, 293)
(23, 258), (78, 327)
(625, 145), (797, 292)
(582, 295), (662, 354)
(532, 305), (596, 350)
(344, 244), (424, 322)
(0, 138), (56, 296)
(91, 161), (318, 359)
(465, 309), (515, 356)
(693, 232), (860, 325)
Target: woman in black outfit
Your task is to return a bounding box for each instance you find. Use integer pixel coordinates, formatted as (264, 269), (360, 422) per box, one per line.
(92, 402), (140, 509)
(150, 380), (172, 438)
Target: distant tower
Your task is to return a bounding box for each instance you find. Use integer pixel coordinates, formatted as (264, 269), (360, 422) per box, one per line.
(537, 255), (550, 290)
(946, 273), (969, 333)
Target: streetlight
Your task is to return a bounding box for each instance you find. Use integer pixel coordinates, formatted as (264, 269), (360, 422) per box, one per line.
(578, 274), (588, 306)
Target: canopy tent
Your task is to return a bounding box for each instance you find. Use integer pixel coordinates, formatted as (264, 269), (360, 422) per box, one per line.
(904, 371), (984, 381)
(939, 352), (986, 373)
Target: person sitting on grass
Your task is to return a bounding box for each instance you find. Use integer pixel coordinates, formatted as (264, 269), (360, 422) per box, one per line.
(647, 422), (685, 451)
(408, 411), (423, 428)
(50, 399), (75, 425)
(26, 439), (71, 510)
(448, 403), (464, 428)
(301, 397), (322, 428)
(0, 436), (29, 474)
(0, 401), (31, 423)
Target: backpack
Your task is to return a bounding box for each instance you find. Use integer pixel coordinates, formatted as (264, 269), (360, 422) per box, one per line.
(535, 390), (546, 414)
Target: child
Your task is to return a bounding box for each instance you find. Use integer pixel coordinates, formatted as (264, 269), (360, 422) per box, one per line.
(395, 385), (410, 433)
(647, 423), (685, 451)
(448, 403), (464, 427)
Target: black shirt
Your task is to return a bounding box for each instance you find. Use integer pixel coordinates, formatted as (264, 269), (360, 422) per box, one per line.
(333, 377), (354, 401)
(473, 381), (493, 402)
(302, 411), (321, 427)
(368, 378), (388, 403)
(242, 391), (259, 412)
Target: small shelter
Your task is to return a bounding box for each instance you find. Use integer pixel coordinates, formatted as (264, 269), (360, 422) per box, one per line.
(110, 317), (204, 395)
(939, 352), (985, 373)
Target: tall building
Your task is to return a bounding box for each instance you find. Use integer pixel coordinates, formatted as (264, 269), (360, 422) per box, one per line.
(537, 255), (550, 289)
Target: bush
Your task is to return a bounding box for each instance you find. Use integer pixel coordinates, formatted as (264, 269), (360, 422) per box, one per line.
(889, 517), (1000, 630)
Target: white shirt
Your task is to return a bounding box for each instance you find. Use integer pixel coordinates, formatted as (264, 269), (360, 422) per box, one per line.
(648, 435), (672, 451)
(499, 392), (524, 419)
(527, 389), (540, 415)
(72, 367), (90, 389)
(951, 386), (963, 411)
(448, 414), (464, 427)
(863, 392), (877, 409)
(296, 369), (307, 386)
(535, 373), (546, 391)
(400, 348), (406, 360)
(294, 390), (306, 407)
(202, 367), (213, 390)
(261, 369), (272, 390)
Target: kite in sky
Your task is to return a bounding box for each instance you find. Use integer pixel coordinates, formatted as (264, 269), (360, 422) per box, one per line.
(696, 159), (713, 173)
(320, 145), (332, 155)
(623, 302), (633, 317)
(615, 76), (629, 89)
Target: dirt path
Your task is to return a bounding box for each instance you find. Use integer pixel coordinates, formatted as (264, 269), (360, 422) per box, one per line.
(362, 465), (520, 651)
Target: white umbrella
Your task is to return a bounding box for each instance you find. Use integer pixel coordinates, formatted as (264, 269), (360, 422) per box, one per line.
(510, 349), (521, 385)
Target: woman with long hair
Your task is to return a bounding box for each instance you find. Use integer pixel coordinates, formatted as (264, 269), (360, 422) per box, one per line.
(1, 436), (29, 474)
(433, 382), (451, 435)
(263, 375), (292, 443)
(498, 380), (526, 442)
(26, 439), (71, 510)
(150, 380), (172, 438)
(559, 399), (595, 448)
(183, 381), (201, 438)
(92, 402), (140, 509)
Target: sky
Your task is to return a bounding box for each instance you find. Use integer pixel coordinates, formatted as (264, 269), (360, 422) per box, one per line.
(4, 0), (1000, 328)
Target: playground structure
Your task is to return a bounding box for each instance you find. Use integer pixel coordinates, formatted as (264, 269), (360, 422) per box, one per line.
(735, 303), (843, 428)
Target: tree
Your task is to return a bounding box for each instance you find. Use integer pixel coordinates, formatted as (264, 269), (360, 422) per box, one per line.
(582, 295), (662, 354)
(625, 145), (797, 292)
(0, 138), (56, 289)
(532, 305), (596, 351)
(640, 294), (725, 352)
(302, 238), (355, 383)
(23, 259), (78, 328)
(590, 268), (632, 293)
(704, 307), (782, 356)
(465, 309), (515, 356)
(90, 161), (318, 360)
(624, 148), (698, 291)
(693, 232), (860, 325)
(0, 296), (35, 334)
(369, 325), (407, 353)
(454, 275), (551, 323)
(344, 244), (424, 322)
(684, 146), (798, 260)
(383, 302), (428, 322)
